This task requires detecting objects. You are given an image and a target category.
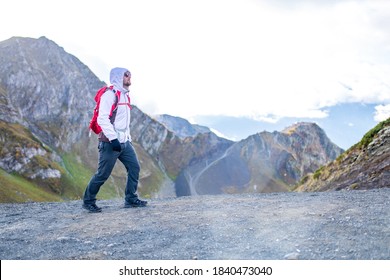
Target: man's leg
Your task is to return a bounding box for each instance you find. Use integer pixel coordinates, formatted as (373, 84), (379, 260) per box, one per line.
(83, 141), (118, 205)
(119, 141), (142, 204)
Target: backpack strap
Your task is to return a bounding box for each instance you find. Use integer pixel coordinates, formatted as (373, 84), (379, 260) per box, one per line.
(111, 88), (131, 116)
(109, 88), (121, 117)
(108, 88), (131, 127)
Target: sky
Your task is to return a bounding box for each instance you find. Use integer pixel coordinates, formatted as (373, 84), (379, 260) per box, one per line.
(1, 0), (390, 126)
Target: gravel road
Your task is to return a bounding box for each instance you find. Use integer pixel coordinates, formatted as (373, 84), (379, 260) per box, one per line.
(0, 188), (389, 260)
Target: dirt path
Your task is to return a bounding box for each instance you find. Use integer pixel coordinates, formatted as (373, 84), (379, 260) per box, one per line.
(0, 188), (389, 260)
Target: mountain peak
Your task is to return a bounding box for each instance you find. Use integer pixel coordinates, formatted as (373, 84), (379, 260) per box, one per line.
(154, 114), (212, 139)
(1, 36), (58, 50)
(0, 36), (102, 150)
(282, 122), (322, 135)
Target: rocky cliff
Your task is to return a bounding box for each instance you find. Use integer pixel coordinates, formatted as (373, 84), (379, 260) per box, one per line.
(297, 118), (390, 191)
(0, 36), (104, 200)
(0, 36), (101, 151)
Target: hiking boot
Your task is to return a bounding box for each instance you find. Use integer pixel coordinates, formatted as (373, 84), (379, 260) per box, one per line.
(82, 203), (102, 213)
(124, 199), (148, 208)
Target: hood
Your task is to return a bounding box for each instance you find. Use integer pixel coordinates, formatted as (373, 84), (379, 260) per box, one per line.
(109, 67), (130, 92)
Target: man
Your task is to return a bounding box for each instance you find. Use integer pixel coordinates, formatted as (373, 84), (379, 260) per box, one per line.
(83, 67), (147, 213)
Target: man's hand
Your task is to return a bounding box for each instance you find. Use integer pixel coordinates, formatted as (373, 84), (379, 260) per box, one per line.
(110, 139), (121, 152)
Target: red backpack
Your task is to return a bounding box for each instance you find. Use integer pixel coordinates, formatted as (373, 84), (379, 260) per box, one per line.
(89, 85), (131, 134)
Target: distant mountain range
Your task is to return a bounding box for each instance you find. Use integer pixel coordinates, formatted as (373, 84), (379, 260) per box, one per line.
(0, 36), (388, 203)
(154, 114), (343, 194)
(191, 102), (379, 150)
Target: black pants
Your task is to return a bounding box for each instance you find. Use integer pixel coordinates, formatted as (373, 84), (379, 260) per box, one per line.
(83, 141), (140, 205)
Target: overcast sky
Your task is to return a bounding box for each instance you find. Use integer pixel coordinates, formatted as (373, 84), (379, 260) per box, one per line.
(1, 0), (390, 123)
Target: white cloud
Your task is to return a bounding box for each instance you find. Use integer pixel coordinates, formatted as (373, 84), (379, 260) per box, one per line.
(374, 104), (390, 122)
(209, 128), (236, 141)
(1, 0), (390, 122)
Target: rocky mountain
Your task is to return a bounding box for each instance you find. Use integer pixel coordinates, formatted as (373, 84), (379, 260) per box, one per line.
(0, 36), (345, 203)
(175, 122), (343, 195)
(0, 36), (102, 151)
(297, 118), (390, 191)
(154, 114), (211, 139)
(0, 36), (105, 199)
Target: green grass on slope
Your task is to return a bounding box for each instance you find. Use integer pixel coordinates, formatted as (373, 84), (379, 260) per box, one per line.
(60, 153), (119, 200)
(0, 169), (62, 203)
(0, 153), (121, 203)
(358, 117), (390, 149)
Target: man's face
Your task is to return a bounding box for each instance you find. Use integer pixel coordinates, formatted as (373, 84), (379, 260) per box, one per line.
(123, 71), (131, 87)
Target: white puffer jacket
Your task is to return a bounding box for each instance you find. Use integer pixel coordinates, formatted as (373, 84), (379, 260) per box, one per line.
(97, 67), (132, 143)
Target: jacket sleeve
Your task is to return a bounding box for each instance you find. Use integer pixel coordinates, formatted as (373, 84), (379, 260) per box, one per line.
(97, 90), (117, 141)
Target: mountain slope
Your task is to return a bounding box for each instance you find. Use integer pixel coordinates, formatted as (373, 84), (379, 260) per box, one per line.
(297, 118), (390, 191)
(0, 36), (102, 151)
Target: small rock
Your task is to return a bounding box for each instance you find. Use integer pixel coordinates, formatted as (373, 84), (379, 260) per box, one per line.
(284, 252), (300, 260)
